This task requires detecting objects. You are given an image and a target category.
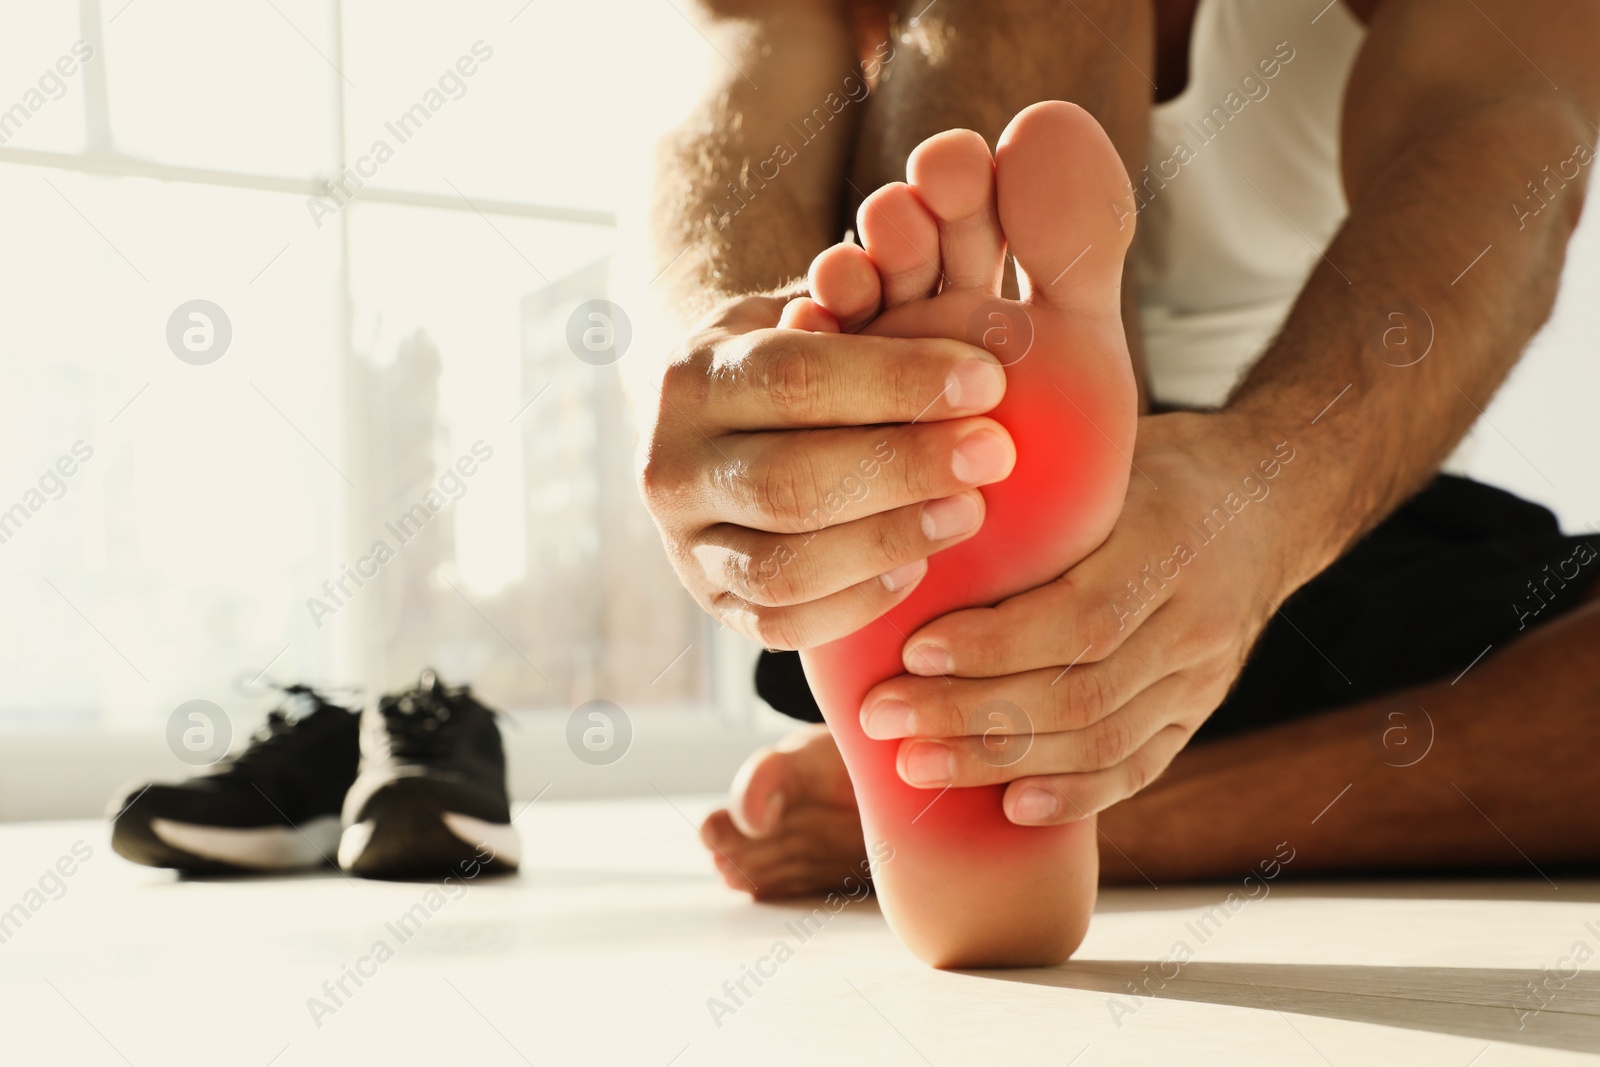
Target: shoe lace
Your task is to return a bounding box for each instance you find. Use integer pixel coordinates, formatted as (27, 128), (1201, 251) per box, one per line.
(226, 684), (340, 773)
(379, 669), (469, 760)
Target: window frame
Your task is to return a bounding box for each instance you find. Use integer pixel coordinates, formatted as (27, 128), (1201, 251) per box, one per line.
(0, 0), (773, 790)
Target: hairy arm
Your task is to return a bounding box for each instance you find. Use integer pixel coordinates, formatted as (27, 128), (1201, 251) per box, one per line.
(637, 2), (1009, 648)
(650, 0), (863, 323)
(876, 0), (1600, 823)
(1228, 0), (1600, 588)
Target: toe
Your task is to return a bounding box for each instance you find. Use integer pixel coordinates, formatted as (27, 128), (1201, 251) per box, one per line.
(995, 101), (1135, 314)
(700, 810), (805, 897)
(700, 808), (741, 850)
(808, 243), (881, 331)
(728, 743), (793, 839)
(856, 182), (941, 308)
(908, 129), (1005, 294)
(778, 297), (841, 332)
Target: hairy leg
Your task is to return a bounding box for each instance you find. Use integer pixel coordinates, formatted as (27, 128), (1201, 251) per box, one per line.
(1099, 584), (1600, 883)
(851, 0), (1152, 206)
(651, 2), (861, 323)
(853, 0), (1153, 399)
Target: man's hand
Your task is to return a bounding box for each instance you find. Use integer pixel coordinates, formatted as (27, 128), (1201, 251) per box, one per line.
(855, 411), (1306, 822)
(639, 293), (1015, 650)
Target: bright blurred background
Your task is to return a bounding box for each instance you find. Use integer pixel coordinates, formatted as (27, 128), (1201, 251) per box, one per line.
(0, 0), (778, 816)
(1, 0), (1596, 817)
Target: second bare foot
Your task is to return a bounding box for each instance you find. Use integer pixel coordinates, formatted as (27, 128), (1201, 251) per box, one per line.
(699, 725), (870, 900)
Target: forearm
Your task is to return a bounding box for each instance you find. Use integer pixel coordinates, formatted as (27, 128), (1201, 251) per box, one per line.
(650, 1), (860, 325)
(1226, 97), (1593, 589)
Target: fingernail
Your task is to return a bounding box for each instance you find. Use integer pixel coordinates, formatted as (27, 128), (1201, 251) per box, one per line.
(904, 642), (951, 675)
(951, 430), (1014, 485)
(862, 699), (917, 739)
(1012, 788), (1060, 824)
(903, 741), (953, 786)
(879, 559), (926, 592)
(920, 494), (981, 541)
(944, 359), (1004, 411)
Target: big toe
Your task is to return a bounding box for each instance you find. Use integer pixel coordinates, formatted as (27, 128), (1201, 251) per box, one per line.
(995, 101), (1135, 314)
(728, 724), (853, 838)
(908, 128), (1005, 294)
(728, 743), (796, 839)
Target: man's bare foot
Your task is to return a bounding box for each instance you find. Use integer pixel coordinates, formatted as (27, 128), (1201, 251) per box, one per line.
(784, 102), (1138, 968)
(699, 725), (869, 900)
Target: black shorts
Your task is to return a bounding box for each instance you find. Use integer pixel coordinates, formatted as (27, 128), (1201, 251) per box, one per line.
(753, 475), (1600, 741)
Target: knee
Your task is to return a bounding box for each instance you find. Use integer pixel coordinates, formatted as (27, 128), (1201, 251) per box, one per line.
(885, 0), (1153, 125)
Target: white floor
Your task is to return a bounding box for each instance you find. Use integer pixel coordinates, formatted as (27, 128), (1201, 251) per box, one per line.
(2, 797), (1596, 1066)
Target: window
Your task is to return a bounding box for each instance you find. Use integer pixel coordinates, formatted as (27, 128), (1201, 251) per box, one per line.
(6, 1), (1596, 745)
(0, 0), (745, 735)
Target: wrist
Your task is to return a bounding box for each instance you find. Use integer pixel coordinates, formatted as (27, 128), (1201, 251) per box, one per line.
(1214, 401), (1356, 596)
(1142, 408), (1345, 604)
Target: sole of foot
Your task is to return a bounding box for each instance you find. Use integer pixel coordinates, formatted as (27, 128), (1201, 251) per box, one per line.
(791, 101), (1138, 968)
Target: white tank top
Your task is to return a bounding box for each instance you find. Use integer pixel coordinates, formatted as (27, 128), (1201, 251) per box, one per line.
(1138, 0), (1366, 408)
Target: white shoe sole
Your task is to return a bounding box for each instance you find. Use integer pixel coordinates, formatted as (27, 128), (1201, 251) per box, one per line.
(441, 812), (522, 867)
(151, 815), (341, 870)
(336, 819), (374, 871)
(337, 813), (522, 870)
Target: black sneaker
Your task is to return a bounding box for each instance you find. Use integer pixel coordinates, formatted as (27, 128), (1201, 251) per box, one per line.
(337, 670), (520, 879)
(108, 685), (360, 873)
